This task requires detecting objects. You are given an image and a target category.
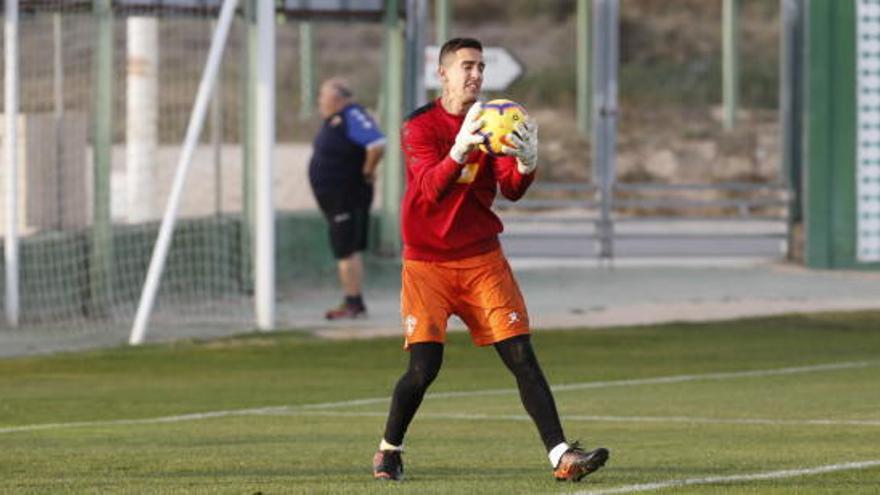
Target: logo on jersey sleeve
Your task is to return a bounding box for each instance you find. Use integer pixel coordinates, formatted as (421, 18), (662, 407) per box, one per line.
(349, 107), (374, 129)
(457, 162), (480, 183)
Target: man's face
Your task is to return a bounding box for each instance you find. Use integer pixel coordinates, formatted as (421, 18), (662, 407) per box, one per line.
(439, 48), (484, 105)
(318, 83), (342, 118)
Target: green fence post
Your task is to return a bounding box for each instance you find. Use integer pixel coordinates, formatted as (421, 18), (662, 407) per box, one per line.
(804, 0), (856, 268)
(240, 0), (256, 291)
(379, 0), (404, 256)
(723, 0), (740, 131)
(829, 0), (857, 267)
(90, 0), (113, 316)
(576, 0), (591, 135)
(435, 0), (449, 43)
(433, 0), (449, 99)
(299, 21), (315, 120)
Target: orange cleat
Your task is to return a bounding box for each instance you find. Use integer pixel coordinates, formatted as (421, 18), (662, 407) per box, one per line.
(372, 450), (403, 481)
(553, 442), (609, 482)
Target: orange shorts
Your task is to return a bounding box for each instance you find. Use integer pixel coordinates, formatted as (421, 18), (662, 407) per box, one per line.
(400, 248), (530, 348)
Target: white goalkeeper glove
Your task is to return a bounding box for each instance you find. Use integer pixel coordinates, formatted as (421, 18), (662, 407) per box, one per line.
(502, 118), (538, 175)
(449, 102), (485, 164)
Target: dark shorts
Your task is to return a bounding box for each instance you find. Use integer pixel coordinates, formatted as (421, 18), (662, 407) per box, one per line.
(314, 185), (374, 259)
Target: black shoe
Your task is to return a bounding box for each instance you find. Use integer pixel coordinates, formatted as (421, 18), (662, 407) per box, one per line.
(372, 449), (404, 481)
(553, 442), (609, 482)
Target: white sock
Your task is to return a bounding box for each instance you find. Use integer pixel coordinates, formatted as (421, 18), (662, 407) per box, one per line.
(548, 442), (570, 467)
(379, 439), (403, 452)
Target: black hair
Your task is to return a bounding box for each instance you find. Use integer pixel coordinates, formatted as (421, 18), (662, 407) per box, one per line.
(438, 37), (483, 66)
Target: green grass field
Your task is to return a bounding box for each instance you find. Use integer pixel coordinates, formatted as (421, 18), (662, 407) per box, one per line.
(2, 312), (880, 494)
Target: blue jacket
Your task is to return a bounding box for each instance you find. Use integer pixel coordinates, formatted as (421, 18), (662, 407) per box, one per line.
(308, 103), (385, 193)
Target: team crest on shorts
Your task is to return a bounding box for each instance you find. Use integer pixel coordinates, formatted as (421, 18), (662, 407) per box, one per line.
(508, 311), (520, 325)
(404, 315), (418, 336)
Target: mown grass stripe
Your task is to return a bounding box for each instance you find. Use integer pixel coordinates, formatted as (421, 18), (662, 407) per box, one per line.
(1, 360), (873, 435)
(276, 410), (880, 428)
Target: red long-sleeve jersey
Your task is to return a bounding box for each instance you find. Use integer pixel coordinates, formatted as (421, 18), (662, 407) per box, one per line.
(401, 98), (535, 261)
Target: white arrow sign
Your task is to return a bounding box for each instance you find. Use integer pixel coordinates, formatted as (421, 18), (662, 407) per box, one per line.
(424, 46), (524, 91)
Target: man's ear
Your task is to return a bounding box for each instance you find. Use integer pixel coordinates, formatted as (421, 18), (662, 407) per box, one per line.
(437, 64), (447, 83)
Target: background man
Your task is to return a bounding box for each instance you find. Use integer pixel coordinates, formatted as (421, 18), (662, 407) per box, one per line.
(308, 77), (385, 320)
(371, 38), (609, 482)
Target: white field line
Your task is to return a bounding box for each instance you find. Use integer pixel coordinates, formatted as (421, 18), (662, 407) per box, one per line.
(0, 406), (293, 434)
(416, 360), (877, 403)
(572, 460), (880, 495)
(0, 360), (874, 435)
(271, 410), (880, 427)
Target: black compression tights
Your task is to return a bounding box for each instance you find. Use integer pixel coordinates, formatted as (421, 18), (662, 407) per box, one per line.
(382, 335), (565, 452)
(494, 334), (566, 451)
(383, 342), (444, 446)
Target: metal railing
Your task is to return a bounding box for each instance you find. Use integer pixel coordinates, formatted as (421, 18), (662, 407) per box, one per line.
(496, 180), (791, 260)
(498, 181), (789, 217)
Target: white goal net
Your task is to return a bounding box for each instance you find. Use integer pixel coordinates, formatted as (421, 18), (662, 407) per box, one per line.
(0, 1), (253, 351)
(1, 0), (391, 354)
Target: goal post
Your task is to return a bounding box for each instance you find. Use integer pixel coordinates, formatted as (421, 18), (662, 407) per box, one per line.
(4, 0), (20, 327)
(253, 0), (275, 331)
(1, 1), (403, 350)
(129, 0), (242, 345)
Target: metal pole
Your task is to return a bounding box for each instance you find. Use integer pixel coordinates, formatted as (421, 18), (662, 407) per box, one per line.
(592, 0), (618, 263)
(53, 15), (63, 118)
(781, 0), (805, 260)
(53, 13), (64, 230)
(240, 0), (256, 293)
(576, 0), (592, 135)
(298, 21), (315, 120)
(254, 0), (276, 331)
(209, 18), (224, 300)
(91, 0), (113, 317)
(723, 0), (740, 130)
(130, 0), (240, 345)
(781, 0), (804, 222)
(379, 0), (404, 255)
(435, 0), (449, 43)
(211, 19), (223, 217)
(405, 0), (427, 113)
(4, 0), (20, 327)
(434, 0), (449, 99)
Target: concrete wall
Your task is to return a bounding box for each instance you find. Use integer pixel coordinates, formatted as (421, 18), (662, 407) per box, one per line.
(0, 113), (89, 234)
(108, 142), (384, 221)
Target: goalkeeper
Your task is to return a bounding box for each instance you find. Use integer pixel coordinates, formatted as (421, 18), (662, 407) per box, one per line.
(372, 38), (609, 482)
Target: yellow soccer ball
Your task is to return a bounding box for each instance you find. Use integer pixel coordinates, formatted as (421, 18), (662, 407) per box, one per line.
(478, 99), (527, 157)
